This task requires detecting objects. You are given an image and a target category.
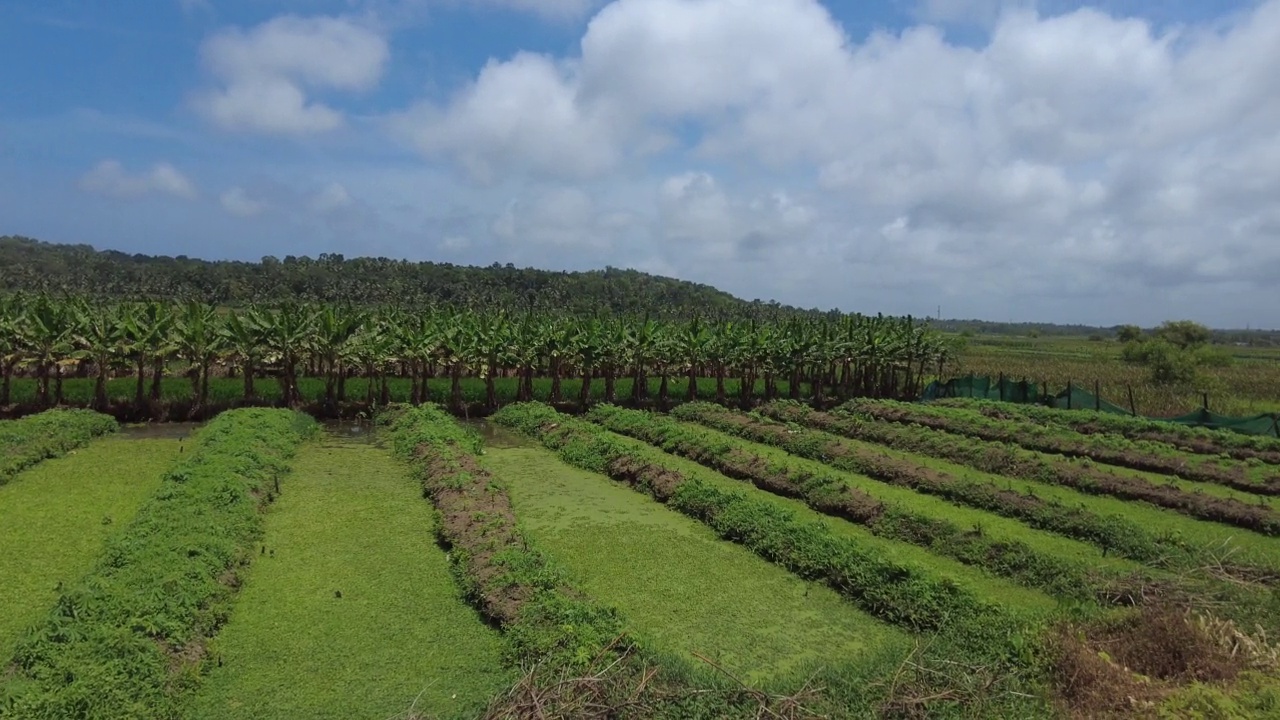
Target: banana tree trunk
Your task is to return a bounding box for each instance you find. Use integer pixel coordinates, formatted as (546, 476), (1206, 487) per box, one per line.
(1, 359), (15, 406)
(94, 362), (108, 410)
(603, 367), (616, 403)
(550, 356), (563, 403)
(37, 362), (50, 407)
(714, 364), (726, 403)
(486, 356), (497, 408)
(450, 364), (463, 410)
(658, 373), (669, 405)
(150, 357), (164, 402)
(578, 368), (593, 406)
(686, 365), (698, 401)
(243, 359), (255, 401)
(54, 364), (64, 405)
(788, 365), (801, 400)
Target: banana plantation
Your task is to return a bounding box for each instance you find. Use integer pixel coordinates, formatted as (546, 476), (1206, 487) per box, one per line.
(0, 294), (953, 417)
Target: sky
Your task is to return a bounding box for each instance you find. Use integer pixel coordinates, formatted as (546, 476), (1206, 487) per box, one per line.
(1, 0), (1278, 327)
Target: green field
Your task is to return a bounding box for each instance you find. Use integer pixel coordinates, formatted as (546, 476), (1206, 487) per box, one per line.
(479, 437), (910, 682)
(0, 436), (177, 658)
(189, 434), (510, 720)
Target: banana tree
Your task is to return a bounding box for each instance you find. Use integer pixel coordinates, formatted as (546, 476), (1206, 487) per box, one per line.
(0, 294), (22, 406)
(118, 301), (174, 409)
(70, 300), (124, 410)
(259, 304), (315, 407)
(172, 302), (223, 412)
(220, 306), (268, 401)
(17, 296), (77, 407)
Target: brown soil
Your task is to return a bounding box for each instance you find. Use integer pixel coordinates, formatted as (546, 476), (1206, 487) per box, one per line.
(1050, 608), (1245, 718)
(418, 443), (529, 627)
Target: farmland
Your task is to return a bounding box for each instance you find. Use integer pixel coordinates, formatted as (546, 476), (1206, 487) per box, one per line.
(2, 297), (1280, 717)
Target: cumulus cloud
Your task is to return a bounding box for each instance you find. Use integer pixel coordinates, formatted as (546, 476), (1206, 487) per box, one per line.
(80, 160), (198, 200)
(220, 186), (268, 217)
(383, 0), (1280, 323)
(193, 15), (389, 134)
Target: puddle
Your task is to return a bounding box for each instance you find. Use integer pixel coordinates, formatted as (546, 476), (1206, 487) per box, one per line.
(322, 419), (378, 443)
(462, 420), (539, 450)
(120, 422), (202, 440)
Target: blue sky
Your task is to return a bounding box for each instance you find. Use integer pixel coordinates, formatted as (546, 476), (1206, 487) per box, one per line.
(1, 0), (1277, 327)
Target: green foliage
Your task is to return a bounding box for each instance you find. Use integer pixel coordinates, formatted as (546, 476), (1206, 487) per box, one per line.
(494, 404), (1032, 648)
(1117, 325), (1143, 343)
(1155, 320), (1213, 350)
(0, 409), (117, 483)
(585, 403), (1102, 600)
(0, 408), (315, 719)
(187, 439), (510, 720)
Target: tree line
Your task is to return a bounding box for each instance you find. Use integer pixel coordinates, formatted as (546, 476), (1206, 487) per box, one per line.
(0, 295), (952, 413)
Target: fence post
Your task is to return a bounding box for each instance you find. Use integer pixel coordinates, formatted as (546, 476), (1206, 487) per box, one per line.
(1202, 392), (1209, 411)
(1067, 379), (1073, 410)
(1094, 380), (1101, 411)
(1127, 385), (1137, 416)
(999, 372), (1005, 402)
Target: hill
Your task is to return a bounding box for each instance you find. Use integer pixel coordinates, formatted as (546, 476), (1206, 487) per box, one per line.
(0, 235), (777, 318)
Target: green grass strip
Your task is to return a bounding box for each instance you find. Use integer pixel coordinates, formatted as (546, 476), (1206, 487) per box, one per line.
(586, 404), (1116, 602)
(0, 437), (180, 660)
(846, 399), (1280, 495)
(0, 409), (316, 720)
(492, 403), (1028, 647)
(383, 404), (864, 719)
(764, 401), (1280, 536)
(0, 409), (117, 483)
(937, 398), (1280, 463)
(188, 437), (510, 720)
(673, 402), (1171, 565)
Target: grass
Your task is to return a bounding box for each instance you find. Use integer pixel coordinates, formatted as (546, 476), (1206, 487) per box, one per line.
(670, 418), (1142, 574)
(0, 437), (178, 660)
(590, 423), (1064, 613)
(188, 434), (511, 720)
(952, 334), (1280, 417)
(479, 436), (911, 683)
(863, 436), (1280, 572)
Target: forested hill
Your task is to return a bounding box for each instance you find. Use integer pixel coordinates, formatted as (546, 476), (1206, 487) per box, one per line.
(0, 235), (790, 318)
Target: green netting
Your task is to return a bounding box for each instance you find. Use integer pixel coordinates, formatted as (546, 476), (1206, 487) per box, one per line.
(922, 375), (1040, 403)
(920, 376), (1280, 438)
(1047, 387), (1131, 415)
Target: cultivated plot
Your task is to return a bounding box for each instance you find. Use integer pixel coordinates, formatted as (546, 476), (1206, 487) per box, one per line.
(189, 434), (510, 720)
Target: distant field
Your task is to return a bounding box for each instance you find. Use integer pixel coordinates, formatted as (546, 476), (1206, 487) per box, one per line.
(953, 333), (1280, 416)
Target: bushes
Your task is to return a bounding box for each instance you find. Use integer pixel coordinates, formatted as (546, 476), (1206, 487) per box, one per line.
(0, 408), (315, 719)
(0, 409), (117, 483)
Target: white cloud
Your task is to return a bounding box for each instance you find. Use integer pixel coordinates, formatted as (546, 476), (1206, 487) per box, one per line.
(194, 15), (389, 134)
(220, 186), (268, 217)
(80, 160), (198, 200)
(380, 0), (1280, 324)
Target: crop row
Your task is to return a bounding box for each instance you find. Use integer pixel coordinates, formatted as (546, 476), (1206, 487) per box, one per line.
(383, 404), (627, 667)
(493, 402), (1030, 651)
(383, 404), (862, 718)
(672, 402), (1197, 567)
(0, 408), (315, 719)
(756, 402), (1280, 536)
(0, 409), (117, 483)
(843, 399), (1280, 496)
(585, 404), (1122, 602)
(937, 397), (1280, 465)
